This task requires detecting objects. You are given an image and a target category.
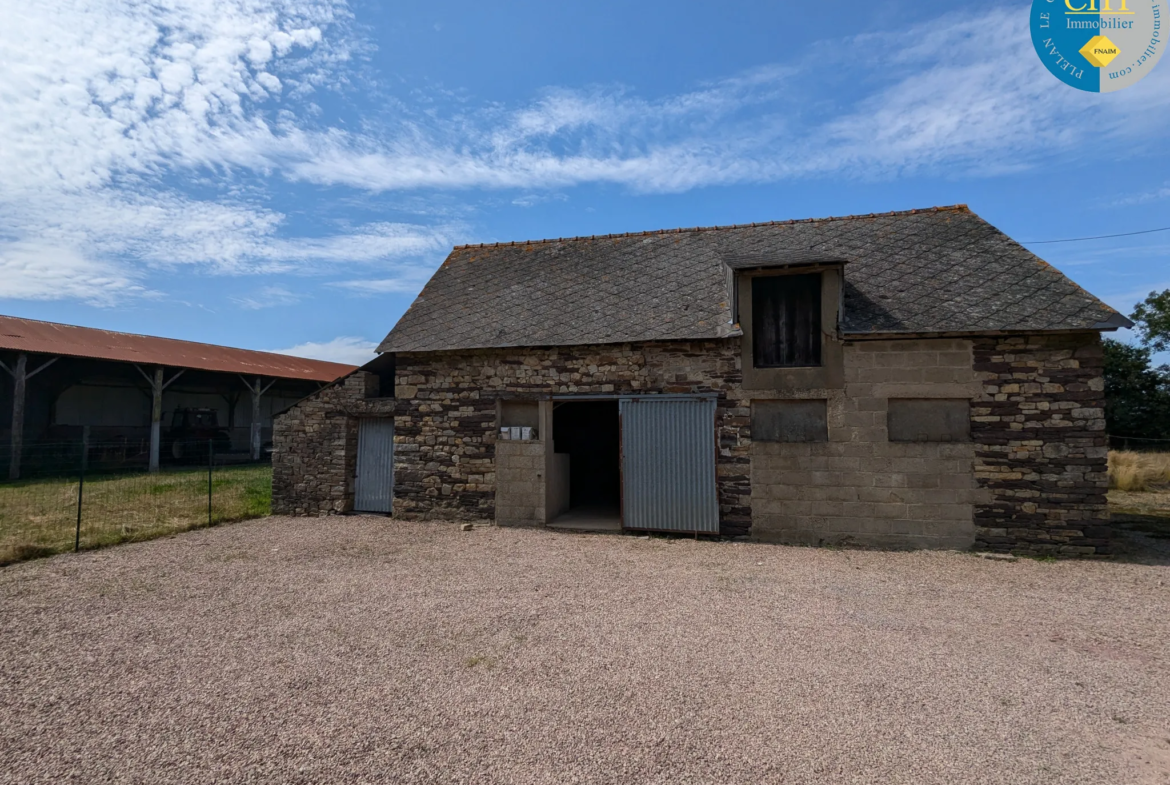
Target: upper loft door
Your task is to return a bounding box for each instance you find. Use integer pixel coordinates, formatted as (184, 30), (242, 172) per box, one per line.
(355, 418), (394, 514)
(619, 397), (719, 534)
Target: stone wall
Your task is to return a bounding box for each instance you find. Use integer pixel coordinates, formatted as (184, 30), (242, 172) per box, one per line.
(271, 371), (395, 516)
(971, 333), (1111, 556)
(393, 340), (752, 535)
(274, 333), (1113, 555)
(750, 339), (985, 549)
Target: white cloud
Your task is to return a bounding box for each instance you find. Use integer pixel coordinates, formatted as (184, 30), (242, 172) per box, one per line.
(8, 2), (1169, 205)
(0, 0), (443, 302)
(0, 0), (345, 195)
(329, 276), (431, 295)
(231, 285), (302, 310)
(3, 1), (1169, 308)
(0, 188), (455, 301)
(256, 223), (454, 269)
(273, 8), (1170, 194)
(271, 335), (378, 365)
(1115, 182), (1170, 206)
(512, 192), (569, 208)
(0, 241), (149, 305)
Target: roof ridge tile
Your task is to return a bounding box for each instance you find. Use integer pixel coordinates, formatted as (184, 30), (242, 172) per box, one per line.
(453, 205), (971, 250)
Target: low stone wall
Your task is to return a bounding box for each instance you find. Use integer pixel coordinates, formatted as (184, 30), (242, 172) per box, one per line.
(271, 372), (394, 516)
(971, 334), (1111, 556)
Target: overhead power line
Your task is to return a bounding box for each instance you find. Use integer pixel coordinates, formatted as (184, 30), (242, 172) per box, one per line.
(1021, 226), (1170, 244)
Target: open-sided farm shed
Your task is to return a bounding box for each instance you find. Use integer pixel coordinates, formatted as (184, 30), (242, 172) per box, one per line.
(0, 316), (355, 478)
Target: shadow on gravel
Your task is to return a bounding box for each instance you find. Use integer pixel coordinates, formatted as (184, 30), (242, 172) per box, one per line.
(1110, 513), (1170, 566)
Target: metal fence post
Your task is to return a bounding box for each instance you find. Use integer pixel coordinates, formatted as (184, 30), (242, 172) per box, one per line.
(75, 440), (86, 552)
(208, 438), (213, 527)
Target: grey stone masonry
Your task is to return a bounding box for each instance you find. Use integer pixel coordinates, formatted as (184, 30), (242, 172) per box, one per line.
(272, 371), (394, 516)
(393, 340), (752, 534)
(971, 334), (1111, 556)
(273, 333), (1116, 556)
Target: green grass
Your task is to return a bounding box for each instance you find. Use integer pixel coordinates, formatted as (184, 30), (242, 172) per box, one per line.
(0, 464), (271, 566)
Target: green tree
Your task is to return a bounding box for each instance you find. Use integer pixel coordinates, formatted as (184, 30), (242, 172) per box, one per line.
(1103, 338), (1170, 440)
(1131, 289), (1170, 353)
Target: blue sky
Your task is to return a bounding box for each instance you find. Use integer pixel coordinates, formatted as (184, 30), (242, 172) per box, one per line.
(1, 0), (1168, 365)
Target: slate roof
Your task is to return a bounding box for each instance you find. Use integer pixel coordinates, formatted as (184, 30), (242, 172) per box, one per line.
(378, 205), (1126, 353)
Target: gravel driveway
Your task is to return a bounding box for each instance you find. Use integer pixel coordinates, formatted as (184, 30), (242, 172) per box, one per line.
(2, 516), (1168, 784)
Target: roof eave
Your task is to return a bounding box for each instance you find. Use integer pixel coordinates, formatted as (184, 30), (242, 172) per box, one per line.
(841, 324), (1127, 340)
(1090, 312), (1134, 331)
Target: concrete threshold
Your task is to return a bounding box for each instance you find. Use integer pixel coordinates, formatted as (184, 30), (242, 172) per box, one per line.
(548, 505), (623, 533)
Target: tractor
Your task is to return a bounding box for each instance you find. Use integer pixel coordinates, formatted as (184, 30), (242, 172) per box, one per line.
(165, 408), (232, 462)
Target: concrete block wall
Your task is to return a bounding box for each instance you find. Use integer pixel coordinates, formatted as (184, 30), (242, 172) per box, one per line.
(750, 339), (985, 549)
(547, 452), (570, 521)
(495, 440), (547, 526)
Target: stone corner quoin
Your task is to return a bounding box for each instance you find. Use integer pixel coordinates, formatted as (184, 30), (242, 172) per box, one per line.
(970, 334), (1111, 557)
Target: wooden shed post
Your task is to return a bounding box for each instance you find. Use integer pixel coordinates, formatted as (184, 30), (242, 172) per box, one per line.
(149, 366), (164, 473)
(1, 353), (57, 481)
(251, 376), (262, 461)
(134, 364), (183, 475)
(8, 354), (27, 481)
(239, 375), (275, 462)
(237, 374), (276, 460)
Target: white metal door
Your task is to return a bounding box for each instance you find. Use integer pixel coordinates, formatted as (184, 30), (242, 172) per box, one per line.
(355, 418), (394, 513)
(620, 397), (719, 533)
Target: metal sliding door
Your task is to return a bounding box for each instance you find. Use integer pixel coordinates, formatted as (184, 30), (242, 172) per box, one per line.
(619, 397), (719, 534)
(354, 418), (394, 513)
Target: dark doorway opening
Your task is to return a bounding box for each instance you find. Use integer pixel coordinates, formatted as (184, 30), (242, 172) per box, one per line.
(551, 400), (621, 530)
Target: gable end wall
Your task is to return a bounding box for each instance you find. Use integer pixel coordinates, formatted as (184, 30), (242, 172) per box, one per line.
(272, 372), (394, 516)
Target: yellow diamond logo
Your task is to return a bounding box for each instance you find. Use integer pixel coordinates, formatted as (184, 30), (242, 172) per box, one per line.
(1080, 35), (1121, 68)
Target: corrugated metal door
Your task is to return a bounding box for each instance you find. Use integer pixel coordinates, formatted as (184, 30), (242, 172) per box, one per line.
(355, 418), (394, 513)
(620, 397), (719, 534)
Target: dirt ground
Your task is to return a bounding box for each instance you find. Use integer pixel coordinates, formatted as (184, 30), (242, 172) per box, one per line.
(1112, 488), (1170, 521)
(1, 516), (1168, 785)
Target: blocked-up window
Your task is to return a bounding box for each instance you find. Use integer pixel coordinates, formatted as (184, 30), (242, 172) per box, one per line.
(499, 400), (539, 440)
(752, 400), (828, 443)
(752, 273), (822, 368)
(887, 399), (970, 442)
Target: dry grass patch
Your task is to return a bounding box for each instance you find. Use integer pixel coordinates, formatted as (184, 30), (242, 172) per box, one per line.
(1108, 451), (1170, 492)
(1107, 452), (1170, 548)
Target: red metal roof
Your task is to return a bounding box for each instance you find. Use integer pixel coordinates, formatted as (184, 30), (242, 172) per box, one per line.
(0, 315), (357, 382)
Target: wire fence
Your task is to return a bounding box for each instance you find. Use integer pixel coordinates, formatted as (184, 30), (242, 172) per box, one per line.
(0, 426), (273, 478)
(0, 439), (271, 566)
(1110, 435), (1170, 453)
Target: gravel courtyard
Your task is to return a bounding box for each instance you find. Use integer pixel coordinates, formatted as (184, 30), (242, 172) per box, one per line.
(2, 517), (1168, 785)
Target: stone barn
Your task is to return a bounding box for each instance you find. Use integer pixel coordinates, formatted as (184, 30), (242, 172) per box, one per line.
(273, 205), (1131, 555)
